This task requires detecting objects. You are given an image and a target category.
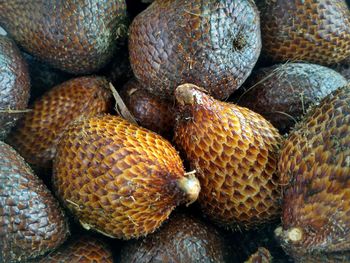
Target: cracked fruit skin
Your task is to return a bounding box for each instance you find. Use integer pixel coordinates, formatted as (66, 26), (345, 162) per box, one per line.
(120, 213), (228, 263)
(174, 84), (282, 229)
(39, 235), (112, 263)
(0, 0), (128, 74)
(53, 114), (200, 239)
(0, 35), (30, 140)
(276, 84), (350, 262)
(257, 0), (350, 65)
(0, 141), (69, 263)
(238, 63), (347, 133)
(6, 76), (112, 170)
(129, 0), (261, 99)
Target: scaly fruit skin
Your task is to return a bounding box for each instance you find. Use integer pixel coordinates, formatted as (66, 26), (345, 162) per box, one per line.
(53, 114), (200, 239)
(276, 84), (350, 262)
(6, 76), (112, 170)
(174, 84), (282, 229)
(120, 213), (228, 263)
(129, 0), (261, 99)
(258, 0), (350, 65)
(0, 141), (69, 263)
(238, 63), (347, 133)
(120, 78), (175, 139)
(0, 0), (128, 74)
(0, 35), (30, 140)
(38, 235), (112, 263)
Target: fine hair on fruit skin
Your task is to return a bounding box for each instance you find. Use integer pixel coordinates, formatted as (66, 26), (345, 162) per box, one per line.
(174, 83), (282, 230)
(129, 0), (261, 100)
(276, 84), (350, 262)
(237, 62), (348, 133)
(53, 114), (200, 239)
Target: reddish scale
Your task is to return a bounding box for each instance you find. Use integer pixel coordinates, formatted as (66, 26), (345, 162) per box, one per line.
(277, 84), (350, 262)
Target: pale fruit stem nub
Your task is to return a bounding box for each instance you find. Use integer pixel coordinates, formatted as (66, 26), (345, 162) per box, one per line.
(287, 227), (303, 242)
(177, 173), (200, 206)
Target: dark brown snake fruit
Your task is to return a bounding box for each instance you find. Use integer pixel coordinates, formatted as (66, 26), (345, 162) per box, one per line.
(258, 0), (350, 65)
(276, 84), (350, 262)
(129, 0), (261, 99)
(0, 0), (128, 74)
(0, 141), (69, 262)
(0, 35), (30, 140)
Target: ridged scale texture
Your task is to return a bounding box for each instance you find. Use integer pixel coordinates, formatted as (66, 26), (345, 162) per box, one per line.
(258, 0), (350, 65)
(0, 141), (69, 263)
(0, 35), (30, 140)
(121, 79), (175, 139)
(129, 0), (261, 99)
(53, 115), (192, 239)
(6, 76), (112, 170)
(278, 84), (350, 261)
(0, 0), (128, 74)
(174, 84), (282, 229)
(238, 63), (347, 133)
(39, 235), (112, 263)
(120, 213), (227, 263)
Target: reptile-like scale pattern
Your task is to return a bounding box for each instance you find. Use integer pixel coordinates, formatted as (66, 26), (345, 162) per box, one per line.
(53, 114), (195, 239)
(258, 0), (350, 65)
(129, 0), (261, 100)
(174, 84), (282, 229)
(6, 76), (112, 170)
(120, 213), (227, 263)
(0, 35), (30, 140)
(0, 141), (69, 263)
(277, 84), (350, 261)
(39, 235), (112, 263)
(121, 79), (175, 139)
(0, 0), (128, 74)
(238, 63), (347, 133)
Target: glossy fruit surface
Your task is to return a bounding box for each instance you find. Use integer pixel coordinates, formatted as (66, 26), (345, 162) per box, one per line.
(120, 78), (175, 139)
(120, 213), (228, 263)
(276, 84), (350, 261)
(0, 0), (128, 74)
(7, 76), (112, 170)
(129, 0), (261, 99)
(53, 114), (200, 239)
(0, 35), (30, 140)
(174, 84), (282, 229)
(238, 63), (347, 133)
(0, 141), (69, 262)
